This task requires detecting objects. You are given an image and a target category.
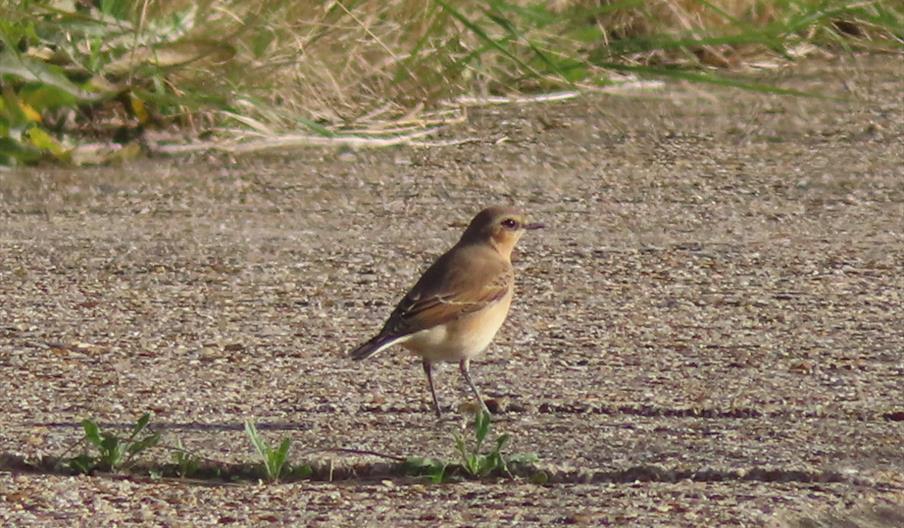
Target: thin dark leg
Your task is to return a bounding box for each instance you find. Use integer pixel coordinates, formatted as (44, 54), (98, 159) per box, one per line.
(459, 359), (491, 416)
(422, 359), (442, 418)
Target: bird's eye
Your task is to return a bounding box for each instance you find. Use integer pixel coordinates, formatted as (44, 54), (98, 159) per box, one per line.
(501, 218), (519, 230)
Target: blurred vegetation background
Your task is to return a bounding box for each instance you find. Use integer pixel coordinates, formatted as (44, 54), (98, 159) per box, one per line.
(0, 0), (900, 165)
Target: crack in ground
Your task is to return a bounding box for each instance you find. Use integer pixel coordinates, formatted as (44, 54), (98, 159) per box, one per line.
(24, 400), (893, 433)
(0, 453), (892, 489)
(345, 402), (884, 421)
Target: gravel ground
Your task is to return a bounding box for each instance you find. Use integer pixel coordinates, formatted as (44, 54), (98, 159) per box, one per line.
(1, 54), (902, 526)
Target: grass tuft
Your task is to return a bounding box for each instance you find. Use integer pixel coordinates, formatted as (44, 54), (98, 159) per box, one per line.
(0, 0), (900, 164)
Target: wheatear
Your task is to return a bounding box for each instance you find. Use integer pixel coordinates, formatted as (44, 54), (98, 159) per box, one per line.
(350, 206), (542, 417)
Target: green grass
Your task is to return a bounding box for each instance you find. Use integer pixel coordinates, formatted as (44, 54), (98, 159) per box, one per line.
(0, 0), (900, 165)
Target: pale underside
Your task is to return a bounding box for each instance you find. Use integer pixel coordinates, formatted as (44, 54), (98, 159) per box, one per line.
(366, 287), (514, 363)
(401, 287), (514, 362)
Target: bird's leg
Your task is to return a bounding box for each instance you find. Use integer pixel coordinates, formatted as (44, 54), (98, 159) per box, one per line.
(459, 359), (491, 416)
(422, 359), (442, 418)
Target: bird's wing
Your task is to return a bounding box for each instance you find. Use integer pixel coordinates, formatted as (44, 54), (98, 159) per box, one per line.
(378, 249), (512, 339)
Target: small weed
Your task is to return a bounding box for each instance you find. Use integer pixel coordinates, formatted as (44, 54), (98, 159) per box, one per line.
(455, 410), (511, 478)
(68, 413), (160, 474)
(406, 410), (540, 482)
(171, 438), (201, 479)
(403, 456), (449, 484)
(244, 419), (293, 483)
(285, 463), (313, 480)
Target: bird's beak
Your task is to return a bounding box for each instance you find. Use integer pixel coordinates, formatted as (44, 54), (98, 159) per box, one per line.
(524, 222), (545, 230)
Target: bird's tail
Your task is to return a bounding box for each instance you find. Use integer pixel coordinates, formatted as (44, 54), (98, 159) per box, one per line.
(349, 334), (400, 361)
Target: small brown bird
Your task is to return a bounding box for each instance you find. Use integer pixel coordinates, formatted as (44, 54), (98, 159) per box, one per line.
(350, 206), (543, 417)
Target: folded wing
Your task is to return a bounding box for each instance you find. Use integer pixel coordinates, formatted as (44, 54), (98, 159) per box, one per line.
(379, 246), (513, 340)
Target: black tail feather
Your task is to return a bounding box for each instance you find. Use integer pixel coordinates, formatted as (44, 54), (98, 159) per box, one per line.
(349, 334), (396, 361)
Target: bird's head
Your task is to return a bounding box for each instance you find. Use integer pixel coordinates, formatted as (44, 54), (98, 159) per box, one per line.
(460, 205), (543, 259)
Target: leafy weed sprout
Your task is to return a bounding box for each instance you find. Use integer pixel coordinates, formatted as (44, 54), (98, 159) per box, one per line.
(244, 419), (294, 483)
(61, 413), (312, 483)
(68, 413), (161, 474)
(455, 409), (512, 478)
(406, 410), (540, 482)
(170, 437), (201, 479)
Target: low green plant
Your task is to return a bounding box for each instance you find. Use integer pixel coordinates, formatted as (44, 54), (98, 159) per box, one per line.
(244, 419), (292, 483)
(406, 410), (540, 482)
(171, 437), (201, 479)
(404, 456), (449, 484)
(454, 410), (513, 478)
(68, 413), (160, 474)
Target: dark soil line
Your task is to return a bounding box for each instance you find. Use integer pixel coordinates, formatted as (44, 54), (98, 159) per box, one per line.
(1, 453), (890, 489)
(533, 403), (886, 422)
(356, 403), (884, 421)
(24, 420), (315, 432)
(26, 404), (893, 433)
